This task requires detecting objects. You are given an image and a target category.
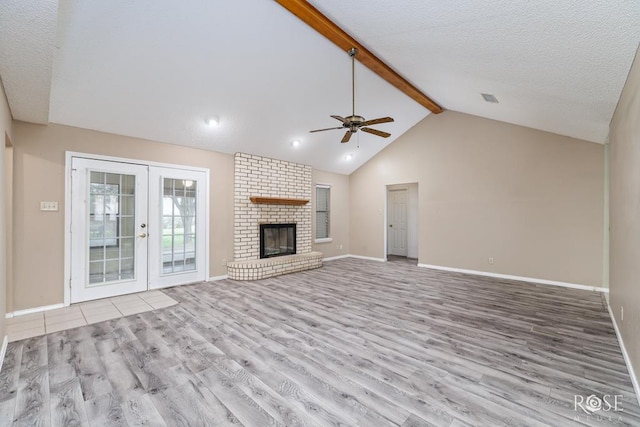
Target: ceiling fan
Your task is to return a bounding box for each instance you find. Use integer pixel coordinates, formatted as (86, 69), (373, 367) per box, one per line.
(310, 48), (394, 143)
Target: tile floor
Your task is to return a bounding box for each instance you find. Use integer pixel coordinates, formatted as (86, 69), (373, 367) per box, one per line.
(5, 290), (178, 342)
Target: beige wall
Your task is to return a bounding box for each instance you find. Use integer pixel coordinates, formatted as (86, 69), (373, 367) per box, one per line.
(603, 142), (610, 293)
(0, 80), (13, 341)
(350, 110), (604, 286)
(312, 169), (350, 259)
(11, 122), (235, 310)
(609, 46), (640, 387)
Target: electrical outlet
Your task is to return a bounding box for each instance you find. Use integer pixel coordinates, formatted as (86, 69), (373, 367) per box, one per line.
(621, 306), (624, 321)
(221, 258), (227, 266)
(488, 257), (494, 265)
(337, 244), (343, 250)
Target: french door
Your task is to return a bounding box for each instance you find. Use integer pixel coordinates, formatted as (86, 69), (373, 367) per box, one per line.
(148, 166), (207, 289)
(70, 157), (207, 303)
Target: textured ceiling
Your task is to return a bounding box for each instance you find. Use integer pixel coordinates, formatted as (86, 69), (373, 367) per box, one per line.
(1, 1), (639, 174)
(0, 0), (57, 124)
(309, 0), (640, 144)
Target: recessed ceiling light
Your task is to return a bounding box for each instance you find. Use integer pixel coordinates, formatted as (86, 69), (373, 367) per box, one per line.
(292, 140), (300, 147)
(481, 93), (499, 103)
(205, 116), (219, 127)
(344, 154), (353, 161)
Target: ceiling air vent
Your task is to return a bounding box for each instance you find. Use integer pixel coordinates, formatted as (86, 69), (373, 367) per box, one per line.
(481, 93), (499, 103)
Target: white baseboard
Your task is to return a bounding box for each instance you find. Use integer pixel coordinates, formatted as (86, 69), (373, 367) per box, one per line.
(606, 302), (640, 408)
(417, 263), (608, 293)
(207, 275), (228, 282)
(5, 303), (65, 319)
(348, 254), (387, 263)
(0, 335), (7, 374)
(322, 255), (351, 262)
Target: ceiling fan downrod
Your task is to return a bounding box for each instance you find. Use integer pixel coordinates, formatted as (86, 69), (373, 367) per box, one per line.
(349, 47), (358, 118)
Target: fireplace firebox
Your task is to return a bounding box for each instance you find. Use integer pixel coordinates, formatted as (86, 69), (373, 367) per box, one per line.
(260, 223), (296, 259)
(260, 224), (296, 258)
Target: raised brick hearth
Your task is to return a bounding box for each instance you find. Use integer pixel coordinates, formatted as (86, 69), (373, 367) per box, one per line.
(230, 153), (322, 280)
(227, 251), (323, 280)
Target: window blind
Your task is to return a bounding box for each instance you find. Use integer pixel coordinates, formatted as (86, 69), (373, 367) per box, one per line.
(316, 186), (330, 239)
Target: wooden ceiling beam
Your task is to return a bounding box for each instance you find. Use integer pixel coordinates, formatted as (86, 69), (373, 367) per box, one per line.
(275, 0), (443, 114)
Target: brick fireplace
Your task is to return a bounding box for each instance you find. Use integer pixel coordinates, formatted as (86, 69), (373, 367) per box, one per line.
(227, 153), (322, 280)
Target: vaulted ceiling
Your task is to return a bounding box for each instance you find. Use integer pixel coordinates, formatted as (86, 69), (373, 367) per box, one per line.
(1, 1), (639, 174)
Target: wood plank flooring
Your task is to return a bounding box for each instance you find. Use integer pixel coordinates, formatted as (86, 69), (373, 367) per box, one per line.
(0, 258), (638, 426)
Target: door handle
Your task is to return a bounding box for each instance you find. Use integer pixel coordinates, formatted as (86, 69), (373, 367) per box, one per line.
(138, 232), (147, 238)
(389, 224), (393, 227)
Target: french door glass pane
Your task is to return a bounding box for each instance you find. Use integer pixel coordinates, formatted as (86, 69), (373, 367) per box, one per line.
(88, 171), (136, 284)
(162, 178), (197, 273)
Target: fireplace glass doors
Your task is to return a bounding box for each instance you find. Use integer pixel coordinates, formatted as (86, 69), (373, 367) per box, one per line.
(260, 223), (296, 258)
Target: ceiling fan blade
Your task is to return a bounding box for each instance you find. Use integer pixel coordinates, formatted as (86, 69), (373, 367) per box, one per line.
(330, 115), (347, 123)
(361, 127), (391, 138)
(341, 131), (353, 143)
(310, 126), (344, 133)
(361, 117), (394, 126)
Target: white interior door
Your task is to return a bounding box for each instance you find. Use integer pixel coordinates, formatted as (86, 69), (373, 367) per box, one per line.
(148, 167), (207, 289)
(71, 158), (149, 303)
(387, 188), (408, 256)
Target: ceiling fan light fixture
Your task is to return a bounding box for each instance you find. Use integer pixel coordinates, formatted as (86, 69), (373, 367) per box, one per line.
(309, 48), (394, 143)
(205, 116), (220, 127)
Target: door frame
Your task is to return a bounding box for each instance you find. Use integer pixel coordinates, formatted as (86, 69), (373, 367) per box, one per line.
(386, 187), (409, 257)
(64, 151), (210, 306)
(384, 183), (419, 260)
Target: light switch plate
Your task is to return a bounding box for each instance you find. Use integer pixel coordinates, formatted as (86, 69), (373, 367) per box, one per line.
(40, 201), (59, 211)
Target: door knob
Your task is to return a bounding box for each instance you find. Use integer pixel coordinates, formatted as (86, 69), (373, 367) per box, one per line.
(389, 224), (393, 227)
(138, 232), (147, 238)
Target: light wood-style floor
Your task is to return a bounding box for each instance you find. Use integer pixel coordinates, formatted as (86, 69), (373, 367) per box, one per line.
(1, 258), (638, 426)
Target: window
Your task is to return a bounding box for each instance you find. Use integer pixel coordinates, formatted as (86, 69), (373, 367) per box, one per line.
(315, 185), (330, 241)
